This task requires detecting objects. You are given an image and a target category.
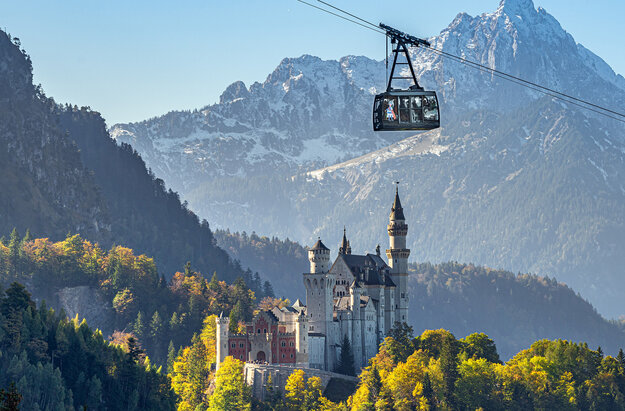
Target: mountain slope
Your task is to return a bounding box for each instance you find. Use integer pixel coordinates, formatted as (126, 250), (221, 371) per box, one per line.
(0, 29), (264, 291)
(110, 55), (393, 194)
(0, 33), (106, 241)
(109, 0), (625, 316)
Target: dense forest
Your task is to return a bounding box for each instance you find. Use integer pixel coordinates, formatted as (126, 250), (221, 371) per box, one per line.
(0, 282), (177, 410)
(168, 322), (625, 410)
(344, 325), (625, 410)
(0, 230), (273, 366)
(410, 262), (625, 359)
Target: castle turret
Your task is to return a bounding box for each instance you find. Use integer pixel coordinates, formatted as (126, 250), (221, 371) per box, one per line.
(215, 313), (230, 370)
(295, 311), (309, 366)
(308, 238), (330, 273)
(304, 238), (336, 370)
(349, 280), (364, 369)
(386, 185), (410, 324)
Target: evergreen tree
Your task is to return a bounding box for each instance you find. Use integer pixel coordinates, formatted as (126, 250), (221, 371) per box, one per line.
(422, 372), (435, 409)
(229, 301), (244, 333)
(209, 272), (220, 292)
(262, 281), (275, 299)
(386, 322), (415, 363)
(167, 341), (176, 374)
(336, 334), (355, 376)
(617, 348), (625, 371)
(150, 311), (164, 341)
(367, 364), (382, 404)
(133, 311), (146, 339)
(440, 335), (460, 408)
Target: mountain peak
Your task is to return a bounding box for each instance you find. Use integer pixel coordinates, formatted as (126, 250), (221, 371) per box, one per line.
(498, 0), (536, 16)
(219, 80), (249, 104)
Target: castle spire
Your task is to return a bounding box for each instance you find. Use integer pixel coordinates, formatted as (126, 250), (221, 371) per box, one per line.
(390, 182), (405, 221)
(339, 226), (349, 255)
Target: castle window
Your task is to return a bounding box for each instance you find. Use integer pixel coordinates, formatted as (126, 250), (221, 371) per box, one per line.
(239, 343), (244, 348)
(264, 328), (267, 333)
(257, 329), (261, 333)
(282, 354), (285, 359)
(281, 341), (286, 347)
(231, 343), (236, 348)
(290, 342), (294, 347)
(290, 354), (294, 358)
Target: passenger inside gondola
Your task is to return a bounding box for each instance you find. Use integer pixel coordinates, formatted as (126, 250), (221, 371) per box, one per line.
(385, 98), (397, 121)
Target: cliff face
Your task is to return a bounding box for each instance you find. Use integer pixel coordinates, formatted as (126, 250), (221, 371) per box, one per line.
(56, 286), (114, 335)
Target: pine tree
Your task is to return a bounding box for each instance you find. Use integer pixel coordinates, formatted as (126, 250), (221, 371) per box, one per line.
(150, 311), (163, 340)
(336, 334), (355, 376)
(366, 364), (382, 404)
(133, 311), (146, 339)
(422, 372), (435, 409)
(166, 341), (176, 374)
(440, 336), (459, 408)
(209, 272), (220, 292)
(229, 301), (244, 334)
(262, 281), (275, 298)
(617, 348), (625, 371)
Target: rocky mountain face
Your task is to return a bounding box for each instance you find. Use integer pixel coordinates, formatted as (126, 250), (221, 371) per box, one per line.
(110, 0), (625, 317)
(110, 55), (392, 193)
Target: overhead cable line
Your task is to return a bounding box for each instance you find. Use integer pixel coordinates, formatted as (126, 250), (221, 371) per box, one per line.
(426, 48), (625, 123)
(294, 0), (625, 123)
(295, 0), (384, 34)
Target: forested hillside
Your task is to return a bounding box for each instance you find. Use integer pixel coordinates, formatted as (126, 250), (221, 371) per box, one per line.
(344, 327), (625, 410)
(0, 231), (270, 366)
(214, 229), (308, 299)
(0, 282), (176, 410)
(0, 30), (267, 294)
(410, 262), (625, 359)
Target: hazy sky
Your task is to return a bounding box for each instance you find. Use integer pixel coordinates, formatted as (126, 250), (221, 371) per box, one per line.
(2, 0), (623, 125)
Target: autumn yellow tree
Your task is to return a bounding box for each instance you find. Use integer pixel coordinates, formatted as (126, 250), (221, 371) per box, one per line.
(208, 356), (250, 411)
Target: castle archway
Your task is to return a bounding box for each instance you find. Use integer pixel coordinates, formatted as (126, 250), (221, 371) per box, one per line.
(256, 351), (266, 362)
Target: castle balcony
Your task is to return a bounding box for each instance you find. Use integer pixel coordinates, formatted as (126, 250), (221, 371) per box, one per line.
(385, 249), (410, 258)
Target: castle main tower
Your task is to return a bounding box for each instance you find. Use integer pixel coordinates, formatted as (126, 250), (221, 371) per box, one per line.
(304, 238), (336, 370)
(386, 185), (410, 324)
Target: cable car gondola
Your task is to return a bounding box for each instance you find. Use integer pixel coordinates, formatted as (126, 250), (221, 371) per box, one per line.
(373, 24), (440, 131)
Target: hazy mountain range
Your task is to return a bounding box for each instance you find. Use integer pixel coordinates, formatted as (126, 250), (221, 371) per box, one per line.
(112, 0), (625, 317)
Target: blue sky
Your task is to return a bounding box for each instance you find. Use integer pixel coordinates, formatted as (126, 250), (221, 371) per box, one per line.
(1, 0), (623, 125)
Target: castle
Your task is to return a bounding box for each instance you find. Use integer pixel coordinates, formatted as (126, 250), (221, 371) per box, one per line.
(216, 187), (410, 372)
